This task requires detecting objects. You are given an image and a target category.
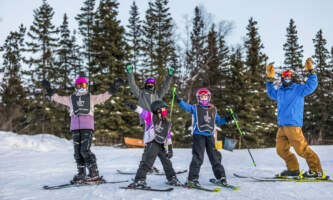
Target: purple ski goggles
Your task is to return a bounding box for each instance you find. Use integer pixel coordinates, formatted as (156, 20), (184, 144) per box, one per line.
(145, 78), (156, 85)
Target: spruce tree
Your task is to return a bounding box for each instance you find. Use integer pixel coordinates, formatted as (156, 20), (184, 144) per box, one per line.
(304, 30), (332, 144)
(89, 0), (139, 144)
(126, 1), (143, 75)
(54, 13), (78, 138)
(141, 0), (176, 85)
(57, 13), (72, 91)
(243, 17), (275, 147)
(283, 19), (304, 71)
(24, 0), (59, 134)
(141, 1), (156, 77)
(184, 6), (207, 102)
(75, 0), (96, 88)
(0, 25), (27, 132)
(69, 30), (83, 78)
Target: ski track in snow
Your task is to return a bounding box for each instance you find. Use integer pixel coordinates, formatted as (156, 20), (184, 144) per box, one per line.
(0, 131), (332, 200)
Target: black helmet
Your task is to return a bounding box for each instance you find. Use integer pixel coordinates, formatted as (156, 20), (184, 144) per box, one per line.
(150, 100), (168, 114)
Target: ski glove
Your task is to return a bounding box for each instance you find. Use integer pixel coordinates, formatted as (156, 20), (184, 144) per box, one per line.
(168, 67), (175, 76)
(108, 78), (125, 95)
(41, 79), (54, 97)
(171, 91), (182, 103)
(167, 144), (173, 159)
(225, 112), (238, 123)
(126, 64), (133, 73)
(266, 64), (275, 78)
(124, 101), (137, 110)
(305, 57), (315, 74)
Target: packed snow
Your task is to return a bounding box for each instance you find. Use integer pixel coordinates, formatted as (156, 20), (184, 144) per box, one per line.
(0, 131), (332, 200)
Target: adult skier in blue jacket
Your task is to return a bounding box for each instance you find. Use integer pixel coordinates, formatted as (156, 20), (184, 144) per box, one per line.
(265, 58), (323, 178)
(175, 88), (235, 187)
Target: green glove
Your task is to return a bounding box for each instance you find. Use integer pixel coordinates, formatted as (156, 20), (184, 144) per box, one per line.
(168, 67), (175, 76)
(126, 65), (133, 73)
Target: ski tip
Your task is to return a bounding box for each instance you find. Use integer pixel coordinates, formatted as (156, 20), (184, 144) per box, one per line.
(233, 186), (240, 191)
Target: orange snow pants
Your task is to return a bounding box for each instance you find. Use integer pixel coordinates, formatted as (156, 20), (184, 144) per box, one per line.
(276, 126), (322, 172)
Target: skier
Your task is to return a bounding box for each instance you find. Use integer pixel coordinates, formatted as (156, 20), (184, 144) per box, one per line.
(174, 88), (236, 187)
(41, 74), (124, 183)
(265, 57), (324, 178)
(126, 64), (175, 172)
(124, 100), (182, 188)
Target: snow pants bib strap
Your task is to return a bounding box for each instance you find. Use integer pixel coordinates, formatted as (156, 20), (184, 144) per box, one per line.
(276, 126), (322, 172)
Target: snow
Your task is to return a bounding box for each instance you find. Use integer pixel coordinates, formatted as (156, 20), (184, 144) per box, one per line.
(0, 131), (332, 200)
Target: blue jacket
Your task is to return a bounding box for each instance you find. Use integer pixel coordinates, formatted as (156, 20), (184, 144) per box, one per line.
(178, 100), (227, 136)
(265, 74), (318, 127)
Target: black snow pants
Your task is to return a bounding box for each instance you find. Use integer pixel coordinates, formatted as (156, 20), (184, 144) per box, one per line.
(72, 129), (97, 167)
(135, 140), (176, 182)
(188, 134), (226, 181)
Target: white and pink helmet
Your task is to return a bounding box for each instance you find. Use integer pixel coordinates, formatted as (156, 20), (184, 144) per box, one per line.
(196, 88), (211, 106)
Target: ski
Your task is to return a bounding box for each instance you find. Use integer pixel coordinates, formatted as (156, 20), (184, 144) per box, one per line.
(233, 173), (332, 182)
(116, 169), (187, 176)
(209, 178), (240, 190)
(249, 176), (333, 182)
(120, 186), (173, 192)
(175, 182), (220, 192)
(43, 180), (129, 190)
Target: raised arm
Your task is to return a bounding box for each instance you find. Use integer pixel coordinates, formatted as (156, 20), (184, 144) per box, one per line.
(51, 94), (71, 107)
(91, 92), (112, 106)
(298, 58), (318, 97)
(178, 99), (195, 114)
(299, 74), (318, 97)
(157, 67), (175, 98)
(124, 102), (152, 123)
(127, 65), (141, 98)
(265, 64), (278, 100)
(265, 82), (278, 100)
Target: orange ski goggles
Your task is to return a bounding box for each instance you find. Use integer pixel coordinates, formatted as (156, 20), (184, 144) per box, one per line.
(76, 82), (87, 89)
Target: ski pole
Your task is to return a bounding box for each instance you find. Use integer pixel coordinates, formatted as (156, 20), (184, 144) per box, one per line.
(229, 108), (257, 167)
(170, 87), (177, 119)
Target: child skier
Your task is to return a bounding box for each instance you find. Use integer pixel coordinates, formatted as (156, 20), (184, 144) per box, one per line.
(41, 74), (124, 183)
(265, 58), (324, 178)
(174, 88), (235, 187)
(126, 64), (175, 172)
(124, 100), (182, 188)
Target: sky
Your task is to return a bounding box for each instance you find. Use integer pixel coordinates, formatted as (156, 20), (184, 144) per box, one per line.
(0, 0), (332, 68)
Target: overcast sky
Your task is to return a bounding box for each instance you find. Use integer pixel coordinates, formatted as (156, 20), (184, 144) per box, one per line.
(0, 0), (332, 67)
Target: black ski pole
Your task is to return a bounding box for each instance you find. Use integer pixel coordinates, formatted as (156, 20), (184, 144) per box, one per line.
(229, 108), (257, 167)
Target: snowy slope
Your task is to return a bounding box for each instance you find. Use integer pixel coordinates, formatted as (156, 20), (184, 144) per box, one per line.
(0, 131), (332, 200)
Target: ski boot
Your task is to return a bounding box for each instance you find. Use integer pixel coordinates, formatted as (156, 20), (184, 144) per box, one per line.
(166, 176), (183, 186)
(128, 180), (150, 189)
(275, 169), (300, 178)
(71, 165), (86, 184)
(302, 170), (323, 178)
(214, 177), (227, 185)
(185, 179), (201, 187)
(86, 163), (104, 183)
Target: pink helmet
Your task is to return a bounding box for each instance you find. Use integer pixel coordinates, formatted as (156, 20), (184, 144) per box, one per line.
(196, 88), (211, 106)
(74, 77), (88, 85)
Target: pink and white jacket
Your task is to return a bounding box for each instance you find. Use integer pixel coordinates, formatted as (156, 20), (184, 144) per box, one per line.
(51, 91), (112, 131)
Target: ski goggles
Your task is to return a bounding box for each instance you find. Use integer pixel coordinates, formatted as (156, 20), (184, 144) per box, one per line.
(282, 70), (293, 78)
(76, 82), (87, 89)
(145, 78), (156, 85)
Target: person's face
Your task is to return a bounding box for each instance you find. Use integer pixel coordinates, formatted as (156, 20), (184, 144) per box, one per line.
(200, 94), (209, 101)
(284, 75), (292, 80)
